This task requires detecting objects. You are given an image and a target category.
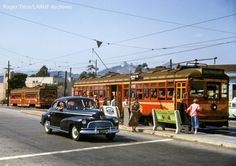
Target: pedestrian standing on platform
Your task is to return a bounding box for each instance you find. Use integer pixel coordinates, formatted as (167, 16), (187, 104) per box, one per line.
(123, 98), (130, 115)
(103, 97), (108, 106)
(129, 97), (140, 132)
(111, 96), (116, 106)
(178, 99), (190, 132)
(122, 98), (130, 124)
(187, 98), (202, 134)
(94, 95), (100, 109)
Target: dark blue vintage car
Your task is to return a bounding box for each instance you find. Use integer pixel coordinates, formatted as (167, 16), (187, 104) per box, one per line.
(40, 96), (119, 141)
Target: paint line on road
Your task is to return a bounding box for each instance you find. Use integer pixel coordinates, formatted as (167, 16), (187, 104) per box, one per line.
(0, 139), (173, 161)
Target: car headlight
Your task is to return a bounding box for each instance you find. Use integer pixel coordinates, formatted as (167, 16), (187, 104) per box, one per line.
(113, 118), (119, 124)
(82, 119), (87, 125)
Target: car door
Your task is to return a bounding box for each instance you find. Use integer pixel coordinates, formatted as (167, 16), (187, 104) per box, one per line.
(50, 101), (67, 127)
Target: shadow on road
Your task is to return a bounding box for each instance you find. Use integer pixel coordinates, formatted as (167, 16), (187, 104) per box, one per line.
(51, 131), (137, 143)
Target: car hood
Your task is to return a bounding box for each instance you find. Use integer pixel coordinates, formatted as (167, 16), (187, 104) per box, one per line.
(67, 109), (106, 120)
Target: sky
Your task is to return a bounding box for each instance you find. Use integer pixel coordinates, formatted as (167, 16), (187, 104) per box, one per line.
(0, 0), (236, 75)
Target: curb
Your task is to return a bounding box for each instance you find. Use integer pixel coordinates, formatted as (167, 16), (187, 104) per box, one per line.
(120, 125), (236, 150)
(21, 109), (236, 150)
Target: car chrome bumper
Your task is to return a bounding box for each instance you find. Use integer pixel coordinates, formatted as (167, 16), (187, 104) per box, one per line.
(80, 127), (119, 135)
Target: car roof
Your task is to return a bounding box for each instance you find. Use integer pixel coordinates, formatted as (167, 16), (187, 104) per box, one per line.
(56, 96), (93, 102)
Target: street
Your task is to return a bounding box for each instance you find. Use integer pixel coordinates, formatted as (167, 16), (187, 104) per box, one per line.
(0, 108), (236, 166)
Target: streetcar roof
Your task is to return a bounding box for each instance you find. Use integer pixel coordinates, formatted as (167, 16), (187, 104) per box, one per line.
(74, 66), (229, 85)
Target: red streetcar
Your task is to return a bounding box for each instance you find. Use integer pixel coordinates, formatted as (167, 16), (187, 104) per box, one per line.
(73, 65), (229, 127)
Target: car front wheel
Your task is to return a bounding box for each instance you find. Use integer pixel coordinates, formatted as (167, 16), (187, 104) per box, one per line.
(71, 125), (81, 141)
(44, 120), (52, 134)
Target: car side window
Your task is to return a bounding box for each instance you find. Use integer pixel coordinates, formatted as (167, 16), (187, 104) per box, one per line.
(83, 99), (96, 109)
(57, 101), (65, 111)
(68, 100), (84, 110)
(51, 101), (65, 111)
(52, 101), (59, 109)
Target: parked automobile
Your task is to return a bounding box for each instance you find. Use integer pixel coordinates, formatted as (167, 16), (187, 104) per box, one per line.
(40, 96), (119, 141)
(229, 98), (236, 119)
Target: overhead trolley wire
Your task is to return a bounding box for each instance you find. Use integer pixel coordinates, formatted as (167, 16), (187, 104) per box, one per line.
(56, 0), (236, 35)
(114, 13), (236, 43)
(105, 40), (236, 65)
(26, 39), (236, 71)
(1, 10), (236, 49)
(1, 9), (236, 71)
(103, 36), (236, 60)
(0, 11), (96, 42)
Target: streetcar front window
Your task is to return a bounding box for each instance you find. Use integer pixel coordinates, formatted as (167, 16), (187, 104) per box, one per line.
(207, 83), (220, 99)
(190, 82), (204, 97)
(221, 83), (228, 98)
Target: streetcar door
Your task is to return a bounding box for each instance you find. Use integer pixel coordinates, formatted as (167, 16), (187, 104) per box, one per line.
(175, 82), (186, 110)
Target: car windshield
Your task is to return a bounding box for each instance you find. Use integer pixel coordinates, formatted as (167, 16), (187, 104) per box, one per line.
(67, 99), (97, 110)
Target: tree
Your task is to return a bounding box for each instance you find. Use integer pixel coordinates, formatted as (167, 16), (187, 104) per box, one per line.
(135, 63), (149, 73)
(36, 65), (50, 77)
(8, 72), (27, 90)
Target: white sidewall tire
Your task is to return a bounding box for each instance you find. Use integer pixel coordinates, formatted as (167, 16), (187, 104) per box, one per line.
(44, 120), (52, 134)
(71, 126), (80, 141)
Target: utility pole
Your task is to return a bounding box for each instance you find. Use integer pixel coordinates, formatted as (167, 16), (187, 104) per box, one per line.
(69, 67), (72, 78)
(63, 70), (67, 97)
(95, 59), (98, 76)
(4, 61), (12, 106)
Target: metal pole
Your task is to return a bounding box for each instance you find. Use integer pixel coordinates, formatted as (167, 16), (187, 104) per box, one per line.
(7, 61), (10, 106)
(170, 59), (172, 69)
(95, 59), (98, 76)
(129, 71), (132, 112)
(69, 67), (72, 78)
(64, 71), (67, 96)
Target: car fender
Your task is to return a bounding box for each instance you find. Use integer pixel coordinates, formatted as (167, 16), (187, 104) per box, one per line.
(40, 112), (51, 125)
(60, 116), (84, 131)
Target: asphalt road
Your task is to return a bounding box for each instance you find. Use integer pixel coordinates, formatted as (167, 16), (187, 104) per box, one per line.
(0, 108), (236, 166)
